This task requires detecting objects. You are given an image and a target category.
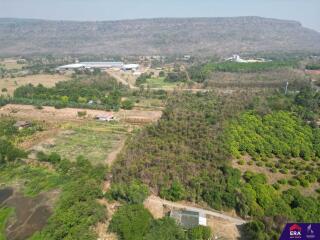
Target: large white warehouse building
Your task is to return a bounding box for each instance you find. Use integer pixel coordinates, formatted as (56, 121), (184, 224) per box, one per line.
(57, 62), (139, 71)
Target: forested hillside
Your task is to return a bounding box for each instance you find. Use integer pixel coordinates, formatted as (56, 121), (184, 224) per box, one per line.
(1, 17), (320, 56)
(112, 90), (320, 239)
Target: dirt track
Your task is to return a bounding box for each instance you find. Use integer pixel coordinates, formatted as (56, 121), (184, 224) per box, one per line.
(145, 195), (246, 225)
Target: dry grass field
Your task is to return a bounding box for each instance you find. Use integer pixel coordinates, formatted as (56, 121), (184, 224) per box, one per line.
(0, 74), (71, 96)
(0, 59), (26, 70)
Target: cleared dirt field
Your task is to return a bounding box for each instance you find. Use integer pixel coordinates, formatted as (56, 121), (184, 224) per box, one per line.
(0, 74), (70, 96)
(0, 104), (162, 124)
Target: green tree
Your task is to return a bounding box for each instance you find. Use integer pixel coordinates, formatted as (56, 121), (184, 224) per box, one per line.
(109, 204), (152, 240)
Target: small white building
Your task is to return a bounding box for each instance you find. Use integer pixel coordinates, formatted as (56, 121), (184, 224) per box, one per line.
(122, 64), (140, 71)
(170, 210), (207, 229)
(94, 114), (115, 122)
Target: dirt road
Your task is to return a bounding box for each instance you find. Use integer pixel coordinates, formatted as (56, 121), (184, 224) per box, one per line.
(145, 195), (246, 225)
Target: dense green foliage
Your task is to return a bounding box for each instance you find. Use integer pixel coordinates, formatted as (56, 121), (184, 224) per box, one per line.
(112, 90), (320, 239)
(112, 93), (248, 210)
(0, 139), (26, 164)
(187, 226), (212, 240)
(36, 156), (107, 240)
(0, 164), (64, 197)
(107, 181), (149, 204)
(109, 205), (211, 240)
(227, 111), (317, 160)
(144, 217), (186, 240)
(136, 73), (153, 86)
(306, 63), (320, 70)
(188, 60), (297, 82)
(13, 73), (127, 110)
(109, 204), (153, 240)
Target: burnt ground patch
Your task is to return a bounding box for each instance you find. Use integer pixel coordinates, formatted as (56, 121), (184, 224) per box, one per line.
(0, 187), (13, 205)
(0, 188), (59, 240)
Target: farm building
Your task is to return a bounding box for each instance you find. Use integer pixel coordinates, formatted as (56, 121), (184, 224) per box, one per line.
(122, 64), (140, 71)
(170, 210), (207, 229)
(94, 114), (115, 122)
(56, 62), (139, 71)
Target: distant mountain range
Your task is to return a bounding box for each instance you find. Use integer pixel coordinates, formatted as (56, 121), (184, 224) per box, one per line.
(0, 17), (320, 56)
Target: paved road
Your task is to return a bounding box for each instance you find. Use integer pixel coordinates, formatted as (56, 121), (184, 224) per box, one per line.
(146, 195), (247, 225)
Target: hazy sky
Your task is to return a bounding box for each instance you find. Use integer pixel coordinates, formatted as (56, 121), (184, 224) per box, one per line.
(1, 0), (319, 31)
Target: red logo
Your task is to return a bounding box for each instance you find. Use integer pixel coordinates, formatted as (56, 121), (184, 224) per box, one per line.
(290, 224), (302, 238)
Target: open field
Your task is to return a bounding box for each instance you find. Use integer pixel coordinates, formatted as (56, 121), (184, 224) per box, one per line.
(0, 104), (162, 166)
(0, 59), (25, 70)
(31, 121), (131, 165)
(143, 77), (180, 89)
(0, 74), (70, 96)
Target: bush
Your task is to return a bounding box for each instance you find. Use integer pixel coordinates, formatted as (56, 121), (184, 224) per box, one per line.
(160, 181), (186, 201)
(121, 99), (134, 110)
(109, 204), (152, 240)
(272, 183), (280, 190)
(241, 221), (269, 240)
(144, 217), (186, 240)
(238, 159), (245, 165)
(48, 152), (61, 164)
(187, 226), (212, 240)
(288, 179), (299, 186)
(77, 111), (87, 117)
(280, 168), (288, 174)
(278, 179), (287, 185)
(107, 181), (149, 204)
(1, 88), (7, 92)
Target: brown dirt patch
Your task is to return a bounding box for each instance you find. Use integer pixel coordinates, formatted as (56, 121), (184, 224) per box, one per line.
(3, 188), (59, 240)
(207, 217), (241, 240)
(0, 104), (162, 124)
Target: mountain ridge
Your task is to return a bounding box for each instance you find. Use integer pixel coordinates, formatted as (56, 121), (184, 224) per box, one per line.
(1, 16), (319, 56)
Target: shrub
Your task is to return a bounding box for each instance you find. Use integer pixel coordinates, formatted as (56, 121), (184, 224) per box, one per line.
(288, 179), (299, 186)
(238, 159), (245, 165)
(160, 181), (186, 201)
(48, 152), (61, 164)
(121, 99), (134, 110)
(109, 204), (152, 240)
(144, 217), (186, 240)
(256, 162), (263, 167)
(107, 181), (149, 204)
(272, 183), (280, 190)
(187, 226), (212, 240)
(278, 179), (287, 185)
(77, 111), (87, 117)
(280, 168), (288, 174)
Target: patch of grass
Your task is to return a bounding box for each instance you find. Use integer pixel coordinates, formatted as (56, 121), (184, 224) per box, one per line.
(143, 77), (179, 89)
(0, 207), (14, 240)
(0, 164), (65, 197)
(48, 121), (129, 165)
